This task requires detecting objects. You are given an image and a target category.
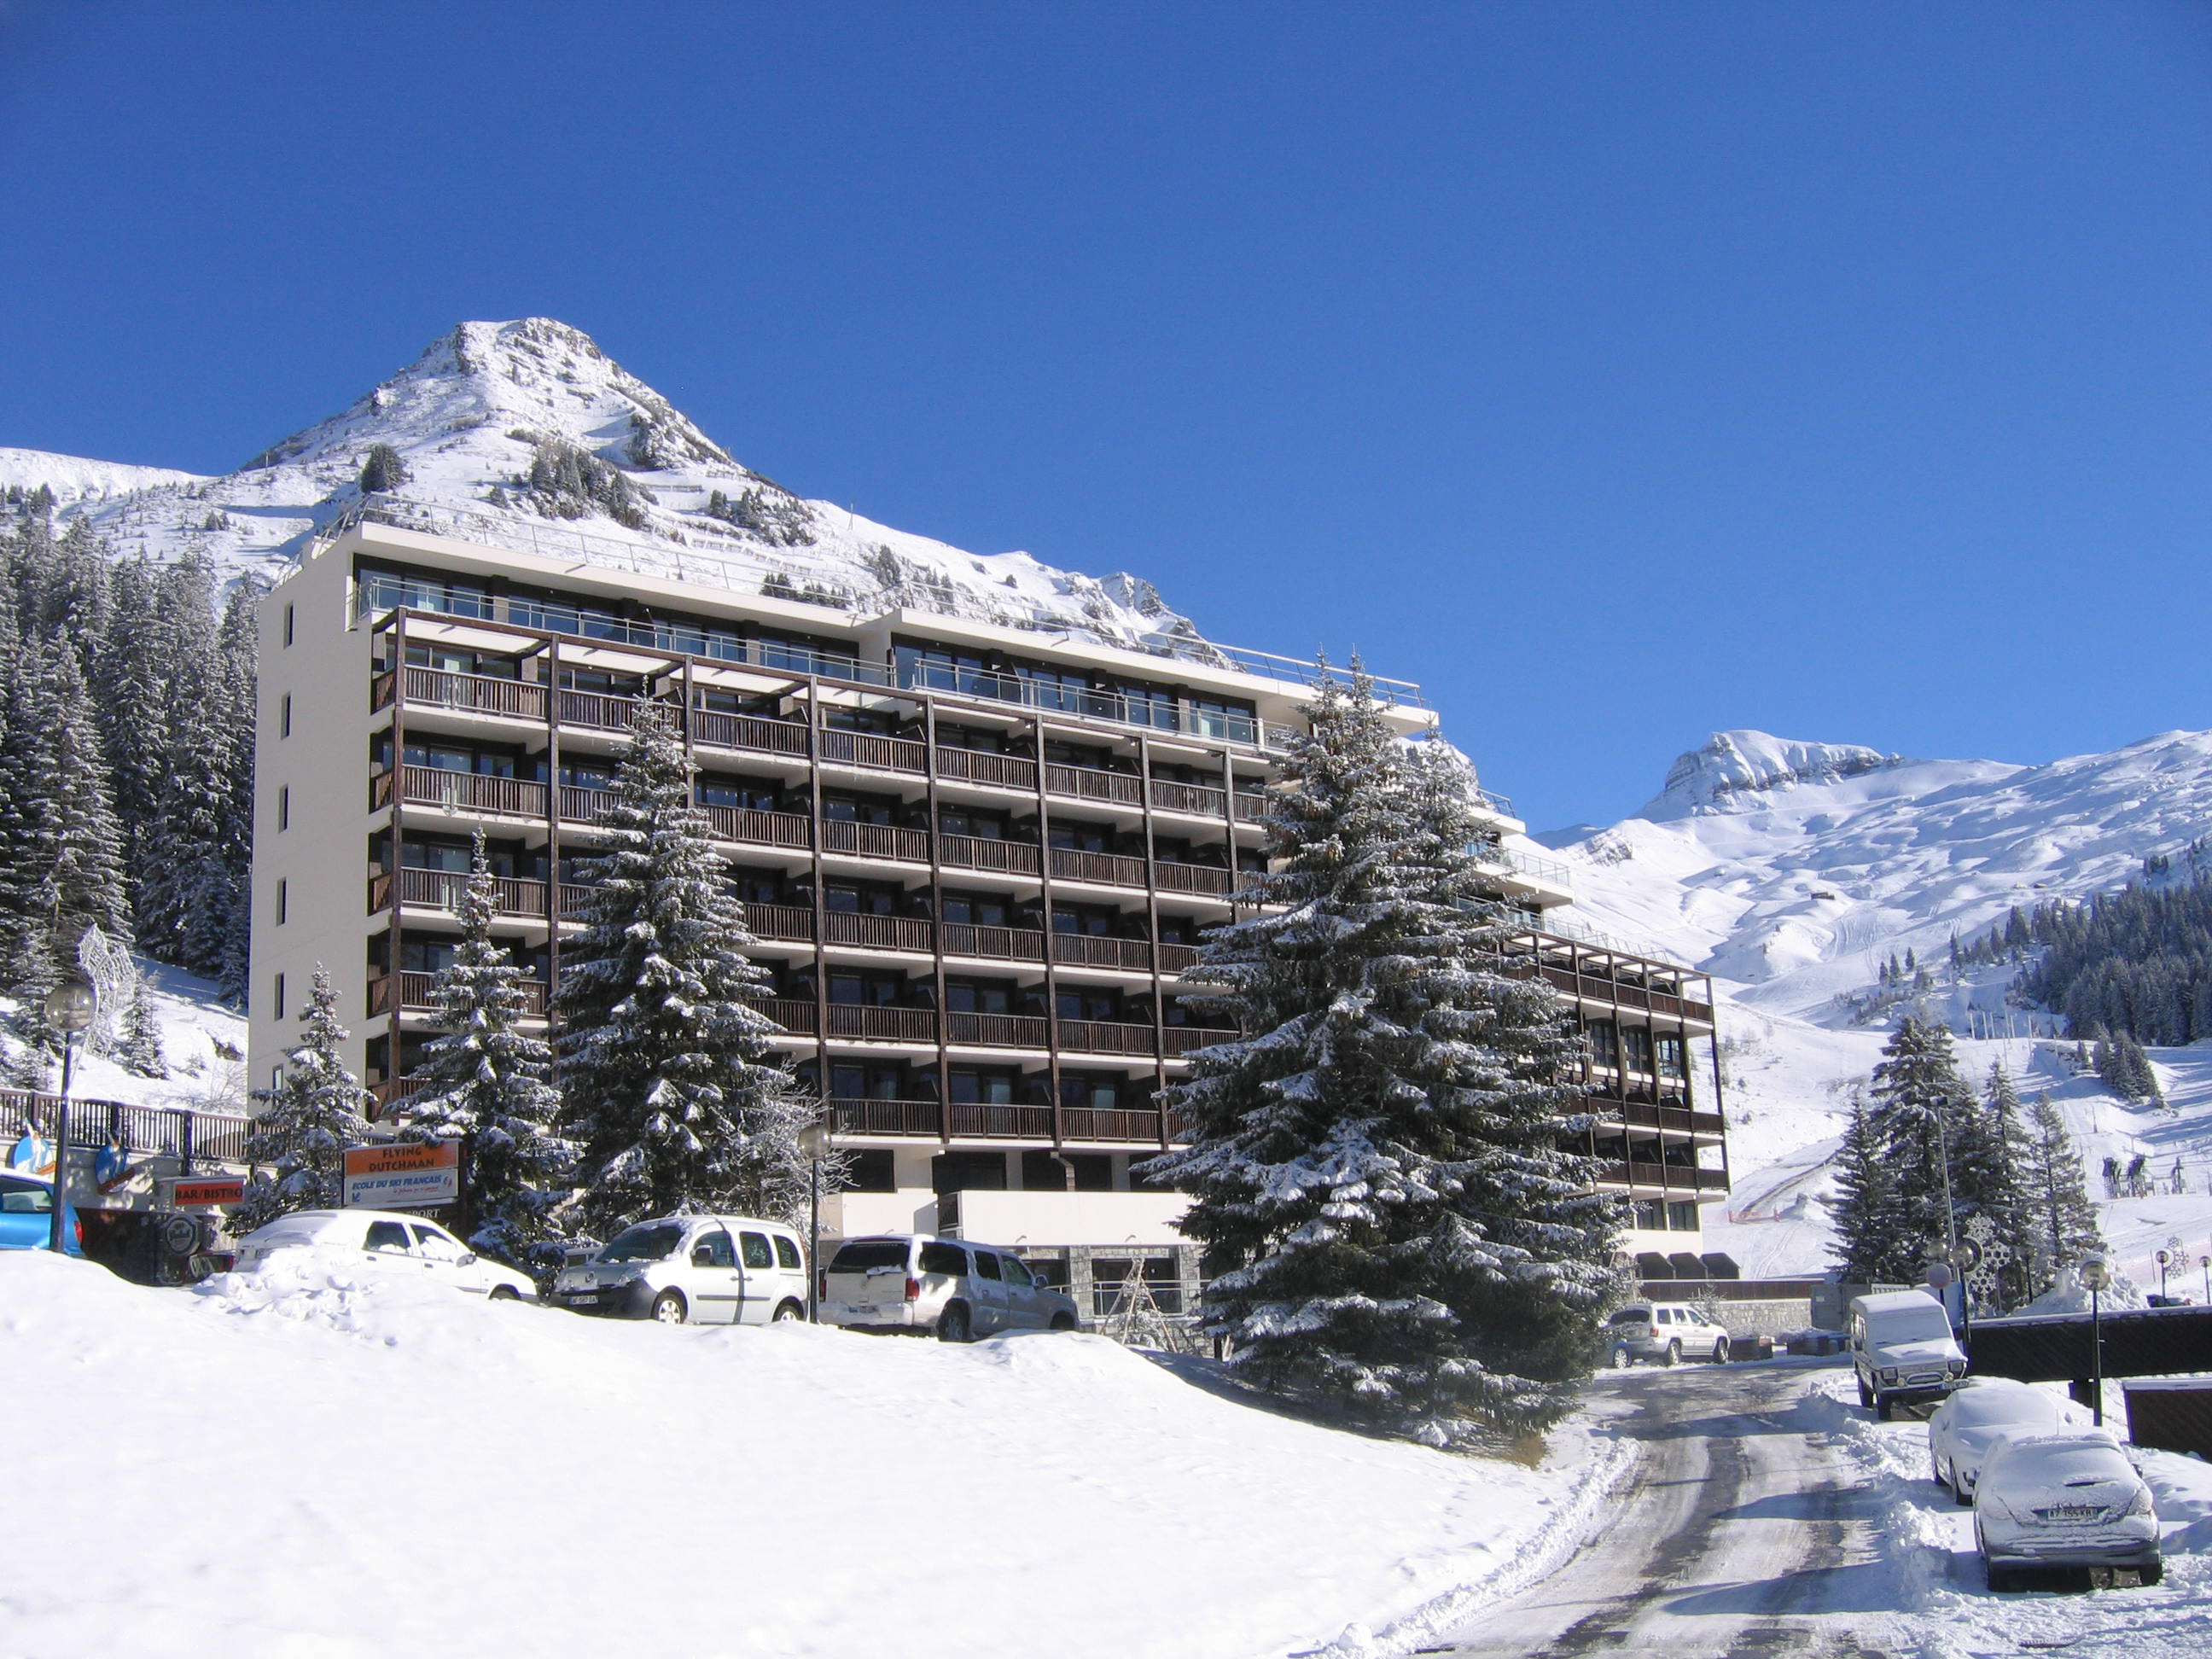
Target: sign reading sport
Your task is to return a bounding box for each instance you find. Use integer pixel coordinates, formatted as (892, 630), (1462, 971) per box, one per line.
(341, 1141), (460, 1210)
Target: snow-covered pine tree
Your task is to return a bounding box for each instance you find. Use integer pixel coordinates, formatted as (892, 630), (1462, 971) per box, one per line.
(235, 967), (373, 1229)
(0, 637), (132, 997)
(138, 553), (237, 979)
(118, 974), (167, 1077)
(1955, 1062), (2034, 1307)
(2025, 1092), (2102, 1287)
(399, 833), (576, 1276)
(553, 703), (809, 1237)
(95, 554), (170, 896)
(1866, 1013), (1978, 1273)
(207, 581), (258, 1001)
(358, 443), (411, 494)
(1828, 1088), (1902, 1282)
(1147, 669), (1605, 1446)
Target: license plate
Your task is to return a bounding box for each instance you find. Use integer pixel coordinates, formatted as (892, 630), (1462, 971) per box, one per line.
(568, 1292), (602, 1304)
(2038, 1505), (2103, 1522)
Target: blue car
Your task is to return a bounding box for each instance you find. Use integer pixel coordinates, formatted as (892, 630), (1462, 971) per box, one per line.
(0, 1171), (84, 1255)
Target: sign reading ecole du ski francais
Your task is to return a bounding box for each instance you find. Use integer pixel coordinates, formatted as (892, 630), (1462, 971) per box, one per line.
(341, 1141), (460, 1209)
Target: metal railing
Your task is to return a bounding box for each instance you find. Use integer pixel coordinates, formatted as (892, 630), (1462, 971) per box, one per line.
(3, 1091), (254, 1167)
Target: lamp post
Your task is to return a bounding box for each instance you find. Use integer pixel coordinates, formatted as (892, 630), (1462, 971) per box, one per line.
(2157, 1249), (2171, 1301)
(796, 1121), (831, 1323)
(2079, 1255), (2110, 1427)
(41, 979), (98, 1255)
(2200, 1253), (2209, 1306)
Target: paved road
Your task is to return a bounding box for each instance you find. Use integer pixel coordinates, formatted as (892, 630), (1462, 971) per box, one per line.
(1429, 1359), (1896, 1658)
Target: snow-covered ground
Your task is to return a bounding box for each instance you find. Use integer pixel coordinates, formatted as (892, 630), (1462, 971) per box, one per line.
(0, 1251), (1624, 1659)
(0, 959), (248, 1121)
(1816, 1367), (2212, 1655)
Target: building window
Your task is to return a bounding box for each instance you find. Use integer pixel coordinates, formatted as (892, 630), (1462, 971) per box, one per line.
(1656, 1033), (1686, 1080)
(283, 602), (294, 647)
(1668, 1202), (1699, 1231)
(273, 972), (285, 1021)
(277, 786), (290, 830)
(276, 880), (287, 924)
(1633, 1200), (1664, 1231)
(281, 694), (292, 738)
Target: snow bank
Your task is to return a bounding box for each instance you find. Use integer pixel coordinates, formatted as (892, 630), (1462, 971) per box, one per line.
(0, 1254), (1610, 1659)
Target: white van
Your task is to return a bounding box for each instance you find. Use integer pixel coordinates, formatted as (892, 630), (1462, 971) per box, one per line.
(1848, 1288), (1967, 1418)
(551, 1214), (811, 1324)
(818, 1234), (1080, 1341)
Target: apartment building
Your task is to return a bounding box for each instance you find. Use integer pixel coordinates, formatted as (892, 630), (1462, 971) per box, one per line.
(252, 500), (1727, 1302)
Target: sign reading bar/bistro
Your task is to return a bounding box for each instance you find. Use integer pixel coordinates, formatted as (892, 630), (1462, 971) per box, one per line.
(171, 1176), (247, 1208)
(341, 1141), (460, 1210)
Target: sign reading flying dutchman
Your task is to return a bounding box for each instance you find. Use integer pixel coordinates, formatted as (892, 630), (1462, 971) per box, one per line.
(341, 1141), (460, 1210)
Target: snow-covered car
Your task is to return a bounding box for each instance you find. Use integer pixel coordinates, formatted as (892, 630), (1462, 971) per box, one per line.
(1848, 1289), (1966, 1418)
(552, 1214), (809, 1324)
(1604, 1301), (1731, 1368)
(0, 1172), (83, 1256)
(1975, 1432), (2161, 1588)
(818, 1233), (1079, 1341)
(1928, 1379), (2072, 1505)
(231, 1210), (534, 1300)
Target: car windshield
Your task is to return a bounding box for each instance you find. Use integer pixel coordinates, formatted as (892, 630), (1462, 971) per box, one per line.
(1952, 1389), (2055, 1427)
(1996, 1444), (2130, 1489)
(1872, 1309), (1953, 1343)
(830, 1240), (910, 1272)
(599, 1223), (685, 1262)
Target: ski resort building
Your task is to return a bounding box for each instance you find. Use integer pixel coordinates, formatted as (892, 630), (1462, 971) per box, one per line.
(250, 500), (1728, 1293)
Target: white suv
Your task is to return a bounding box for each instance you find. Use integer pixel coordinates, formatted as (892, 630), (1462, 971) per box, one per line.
(552, 1214), (810, 1324)
(819, 1234), (1080, 1341)
(1606, 1301), (1732, 1367)
(230, 1210), (536, 1301)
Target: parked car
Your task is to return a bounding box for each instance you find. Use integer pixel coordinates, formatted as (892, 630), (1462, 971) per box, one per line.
(1928, 1379), (2072, 1505)
(819, 1233), (1080, 1341)
(1976, 1431), (2161, 1589)
(231, 1210), (534, 1301)
(0, 1172), (82, 1256)
(1605, 1301), (1732, 1367)
(552, 1214), (809, 1324)
(1848, 1289), (1966, 1418)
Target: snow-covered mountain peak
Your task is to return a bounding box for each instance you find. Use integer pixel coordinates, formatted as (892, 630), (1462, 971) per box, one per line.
(1643, 730), (1906, 819)
(7, 319), (1213, 653)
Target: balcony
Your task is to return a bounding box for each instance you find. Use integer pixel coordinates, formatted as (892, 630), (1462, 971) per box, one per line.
(370, 971), (549, 1019)
(373, 765), (549, 818)
(819, 1099), (1169, 1148)
(1594, 1161), (1731, 1194)
(758, 997), (1232, 1057)
(372, 865), (550, 920)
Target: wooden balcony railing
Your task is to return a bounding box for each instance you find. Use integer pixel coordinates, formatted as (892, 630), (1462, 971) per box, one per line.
(764, 998), (818, 1036)
(1161, 1026), (1238, 1056)
(376, 765), (549, 818)
(824, 911), (934, 952)
(1156, 943), (1204, 974)
(948, 1103), (1055, 1138)
(940, 922), (1047, 963)
(1607, 1100), (1726, 1138)
(747, 903), (815, 943)
(820, 818), (930, 863)
(934, 747), (1039, 791)
(940, 834), (1042, 876)
(1062, 1108), (1164, 1143)
(691, 708), (811, 756)
(826, 1004), (940, 1043)
(369, 1077), (428, 1115)
(827, 1097), (943, 1136)
(818, 727), (928, 774)
(1151, 860), (1234, 896)
(701, 805), (814, 850)
(946, 1011), (1050, 1049)
(1593, 1161), (1731, 1192)
(1231, 792), (1271, 824)
(1049, 847), (1148, 888)
(371, 972), (548, 1018)
(1057, 1019), (1158, 1057)
(1049, 932), (1154, 971)
(1045, 762), (1143, 806)
(371, 867), (550, 919)
(558, 689), (665, 732)
(1148, 779), (1226, 818)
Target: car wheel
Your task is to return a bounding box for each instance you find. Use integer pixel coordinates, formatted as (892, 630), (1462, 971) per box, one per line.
(487, 1284), (519, 1302)
(1662, 1340), (1682, 1368)
(2139, 1557), (2163, 1586)
(1858, 1378), (1874, 1410)
(772, 1300), (805, 1323)
(1611, 1344), (1635, 1370)
(1985, 1559), (2013, 1593)
(1050, 1313), (1077, 1331)
(1952, 1470), (1972, 1508)
(937, 1302), (972, 1343)
(650, 1290), (688, 1324)
(1712, 1339), (1730, 1365)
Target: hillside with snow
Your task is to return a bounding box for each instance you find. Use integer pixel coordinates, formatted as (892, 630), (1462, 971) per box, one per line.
(1541, 728), (2212, 1280)
(1, 318), (1206, 653)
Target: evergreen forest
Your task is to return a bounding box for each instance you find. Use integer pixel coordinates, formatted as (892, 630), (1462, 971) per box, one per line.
(1960, 873), (2212, 1046)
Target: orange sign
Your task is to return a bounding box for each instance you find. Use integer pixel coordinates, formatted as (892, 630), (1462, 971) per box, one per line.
(172, 1177), (245, 1208)
(342, 1139), (460, 1208)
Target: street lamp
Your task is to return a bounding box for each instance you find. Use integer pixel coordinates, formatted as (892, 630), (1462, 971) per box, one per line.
(796, 1121), (832, 1323)
(2200, 1253), (2209, 1306)
(40, 979), (97, 1256)
(2078, 1256), (2110, 1427)
(2157, 1249), (2171, 1301)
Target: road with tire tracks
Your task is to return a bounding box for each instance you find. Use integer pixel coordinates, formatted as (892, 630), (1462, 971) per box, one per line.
(1429, 1358), (1901, 1658)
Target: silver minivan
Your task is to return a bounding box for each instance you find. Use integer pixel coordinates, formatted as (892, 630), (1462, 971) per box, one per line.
(819, 1233), (1080, 1341)
(552, 1214), (811, 1324)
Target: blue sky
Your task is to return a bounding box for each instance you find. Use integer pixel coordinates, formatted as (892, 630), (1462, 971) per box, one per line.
(3, 3), (2209, 830)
